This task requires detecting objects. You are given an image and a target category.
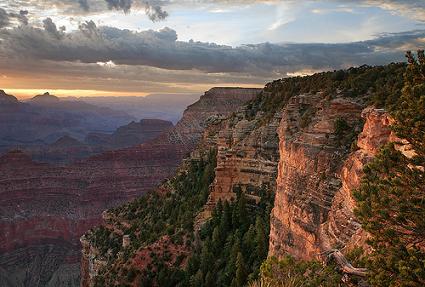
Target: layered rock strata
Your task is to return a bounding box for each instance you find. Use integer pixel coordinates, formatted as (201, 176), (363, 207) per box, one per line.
(269, 99), (394, 261)
(0, 88), (258, 287)
(269, 93), (366, 260)
(196, 106), (281, 226)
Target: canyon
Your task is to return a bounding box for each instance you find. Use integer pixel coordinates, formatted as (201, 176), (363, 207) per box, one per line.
(0, 88), (259, 287)
(79, 64), (407, 286)
(0, 91), (133, 146)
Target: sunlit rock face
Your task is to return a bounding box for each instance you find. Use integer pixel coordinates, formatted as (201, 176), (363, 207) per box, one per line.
(269, 93), (366, 260)
(269, 98), (395, 261)
(0, 87), (258, 287)
(319, 108), (394, 254)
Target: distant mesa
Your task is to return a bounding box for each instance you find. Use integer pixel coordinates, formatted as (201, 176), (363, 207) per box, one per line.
(0, 89), (19, 104)
(30, 92), (60, 103)
(50, 135), (85, 148)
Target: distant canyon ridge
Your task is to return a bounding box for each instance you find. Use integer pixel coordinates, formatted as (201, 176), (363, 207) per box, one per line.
(0, 90), (199, 164)
(0, 87), (260, 286)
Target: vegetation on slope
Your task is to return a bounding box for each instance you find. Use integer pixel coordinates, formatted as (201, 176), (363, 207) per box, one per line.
(183, 186), (274, 287)
(88, 147), (274, 286)
(354, 51), (425, 286)
(245, 63), (405, 123)
(87, 149), (217, 286)
(86, 61), (415, 287)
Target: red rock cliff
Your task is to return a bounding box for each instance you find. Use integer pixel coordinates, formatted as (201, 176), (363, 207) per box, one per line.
(269, 100), (394, 261)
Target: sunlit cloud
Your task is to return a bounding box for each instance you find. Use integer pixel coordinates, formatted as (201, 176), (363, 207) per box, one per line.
(0, 0), (424, 97)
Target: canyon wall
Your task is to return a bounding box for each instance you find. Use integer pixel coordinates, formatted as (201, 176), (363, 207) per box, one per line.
(269, 96), (394, 260)
(319, 108), (394, 253)
(0, 88), (259, 287)
(196, 105), (281, 227)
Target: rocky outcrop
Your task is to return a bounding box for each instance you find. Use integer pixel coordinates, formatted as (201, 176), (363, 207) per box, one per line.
(162, 87), (261, 149)
(269, 93), (366, 260)
(196, 105), (281, 227)
(29, 92), (61, 104)
(0, 89), (19, 104)
(319, 108), (393, 254)
(269, 100), (394, 261)
(0, 87), (257, 287)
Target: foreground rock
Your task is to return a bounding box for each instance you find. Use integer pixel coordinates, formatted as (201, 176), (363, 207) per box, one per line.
(269, 101), (395, 262)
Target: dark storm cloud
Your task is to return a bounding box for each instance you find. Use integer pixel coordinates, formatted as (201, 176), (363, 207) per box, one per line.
(42, 18), (65, 39)
(79, 20), (101, 39)
(0, 8), (28, 28)
(0, 8), (10, 28)
(1, 19), (424, 77)
(2, 0), (169, 21)
(105, 0), (133, 13)
(145, 4), (168, 21)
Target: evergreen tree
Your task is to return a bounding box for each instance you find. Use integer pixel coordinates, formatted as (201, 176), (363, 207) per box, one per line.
(234, 252), (247, 287)
(255, 216), (267, 260)
(205, 271), (215, 287)
(237, 194), (249, 231)
(354, 51), (425, 286)
(190, 270), (204, 287)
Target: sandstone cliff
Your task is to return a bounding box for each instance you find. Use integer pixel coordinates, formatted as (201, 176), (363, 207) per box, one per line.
(196, 104), (281, 227)
(0, 88), (257, 287)
(161, 87), (262, 149)
(269, 101), (395, 261)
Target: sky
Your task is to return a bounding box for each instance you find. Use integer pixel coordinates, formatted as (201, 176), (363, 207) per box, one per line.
(0, 0), (424, 99)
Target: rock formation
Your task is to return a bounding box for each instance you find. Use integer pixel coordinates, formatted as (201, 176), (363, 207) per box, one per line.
(77, 65), (408, 286)
(29, 92), (61, 104)
(269, 100), (394, 261)
(196, 104), (281, 227)
(162, 87), (262, 149)
(319, 108), (393, 254)
(0, 89), (19, 104)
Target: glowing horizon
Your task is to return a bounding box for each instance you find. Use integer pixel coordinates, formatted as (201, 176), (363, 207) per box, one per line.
(0, 1), (424, 97)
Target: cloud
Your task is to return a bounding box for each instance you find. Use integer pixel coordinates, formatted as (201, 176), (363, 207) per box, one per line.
(361, 0), (425, 22)
(0, 8), (28, 28)
(42, 17), (65, 39)
(0, 8), (9, 28)
(105, 0), (133, 13)
(79, 20), (101, 39)
(145, 4), (168, 21)
(1, 0), (169, 21)
(1, 18), (424, 79)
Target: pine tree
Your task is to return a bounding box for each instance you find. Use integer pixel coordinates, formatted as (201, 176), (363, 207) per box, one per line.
(234, 252), (247, 287)
(255, 216), (267, 260)
(354, 51), (425, 286)
(205, 271), (214, 287)
(190, 269), (204, 287)
(220, 201), (232, 235)
(237, 194), (248, 232)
